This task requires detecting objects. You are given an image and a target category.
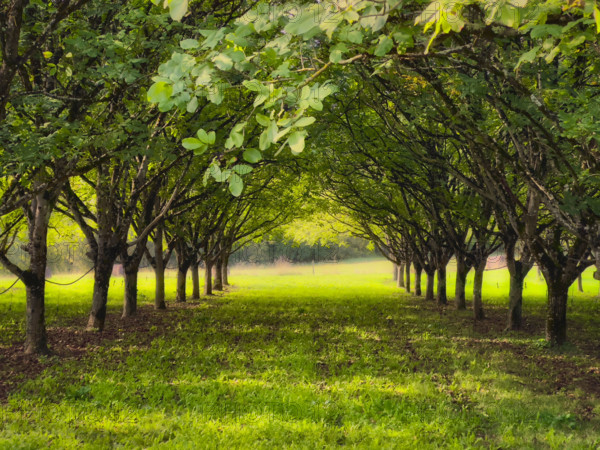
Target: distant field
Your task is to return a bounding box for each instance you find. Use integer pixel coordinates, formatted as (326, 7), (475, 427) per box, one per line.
(1, 259), (599, 448)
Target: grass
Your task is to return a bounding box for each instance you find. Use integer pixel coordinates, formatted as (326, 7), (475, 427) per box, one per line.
(0, 259), (600, 448)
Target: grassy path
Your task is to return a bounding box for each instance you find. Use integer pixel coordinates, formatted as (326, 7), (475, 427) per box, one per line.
(1, 260), (599, 448)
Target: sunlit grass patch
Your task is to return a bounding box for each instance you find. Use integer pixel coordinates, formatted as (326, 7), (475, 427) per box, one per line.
(1, 259), (600, 448)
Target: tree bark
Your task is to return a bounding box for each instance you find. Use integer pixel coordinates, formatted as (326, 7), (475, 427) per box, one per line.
(204, 259), (213, 296)
(122, 267), (138, 318)
(414, 263), (422, 296)
(393, 263), (398, 281)
(24, 188), (56, 354)
(454, 256), (468, 310)
(88, 254), (114, 331)
(425, 269), (435, 301)
(222, 253), (230, 286)
(504, 237), (533, 331)
(546, 281), (568, 346)
(176, 265), (187, 302)
(473, 258), (486, 320)
(507, 269), (524, 330)
(191, 262), (200, 299)
(213, 256), (223, 291)
(436, 265), (447, 305)
(397, 262), (405, 288)
(153, 223), (166, 310)
(405, 260), (411, 294)
(577, 274), (583, 293)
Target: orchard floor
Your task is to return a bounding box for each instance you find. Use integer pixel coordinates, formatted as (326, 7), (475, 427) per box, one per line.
(1, 259), (600, 448)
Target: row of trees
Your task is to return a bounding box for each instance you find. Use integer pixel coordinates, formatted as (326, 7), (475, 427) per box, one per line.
(0, 0), (313, 354)
(1, 0), (599, 353)
(147, 0), (599, 346)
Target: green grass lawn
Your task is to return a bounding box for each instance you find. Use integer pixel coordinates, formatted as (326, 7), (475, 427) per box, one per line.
(0, 259), (599, 448)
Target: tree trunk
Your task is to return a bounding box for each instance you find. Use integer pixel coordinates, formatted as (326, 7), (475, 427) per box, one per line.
(425, 269), (435, 301)
(191, 263), (200, 299)
(204, 259), (213, 296)
(23, 190), (54, 354)
(393, 263), (398, 281)
(473, 258), (486, 320)
(436, 265), (447, 305)
(504, 237), (533, 331)
(405, 261), (411, 294)
(577, 274), (583, 293)
(507, 268), (524, 330)
(88, 255), (114, 331)
(176, 265), (187, 302)
(546, 281), (568, 346)
(213, 256), (223, 291)
(153, 224), (166, 310)
(397, 262), (405, 288)
(454, 256), (468, 310)
(24, 275), (47, 354)
(414, 263), (422, 296)
(122, 267), (138, 318)
(222, 253), (230, 286)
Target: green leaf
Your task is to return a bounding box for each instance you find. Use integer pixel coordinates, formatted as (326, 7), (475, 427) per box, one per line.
(288, 131), (305, 154)
(242, 80), (262, 92)
(229, 174), (244, 197)
(374, 35), (394, 56)
(168, 0), (188, 21)
(530, 24), (563, 39)
(197, 129), (216, 145)
(228, 131), (243, 148)
(266, 120), (278, 144)
(256, 114), (270, 127)
(232, 164), (253, 175)
(284, 8), (319, 36)
(294, 117), (316, 127)
(259, 129), (270, 150)
(243, 148), (262, 163)
(213, 53), (233, 70)
(330, 49), (343, 63)
(43, 51), (53, 59)
(182, 138), (202, 150)
(180, 39), (199, 49)
(515, 45), (540, 69)
(186, 96), (198, 113)
(147, 81), (173, 104)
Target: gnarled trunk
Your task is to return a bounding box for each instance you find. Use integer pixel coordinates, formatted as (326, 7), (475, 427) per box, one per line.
(454, 256), (468, 310)
(191, 262), (200, 299)
(392, 263), (398, 281)
(472, 257), (486, 320)
(405, 261), (411, 294)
